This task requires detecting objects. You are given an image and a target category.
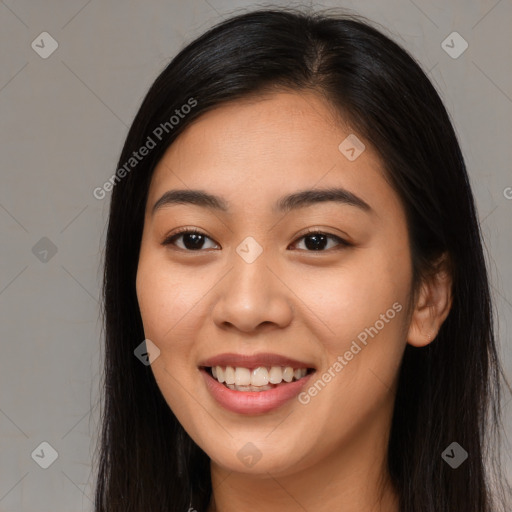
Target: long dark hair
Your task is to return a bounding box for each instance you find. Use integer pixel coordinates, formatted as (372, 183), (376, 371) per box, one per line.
(94, 7), (510, 511)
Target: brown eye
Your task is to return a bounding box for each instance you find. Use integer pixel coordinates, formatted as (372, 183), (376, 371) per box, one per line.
(290, 231), (350, 251)
(162, 228), (350, 252)
(162, 229), (219, 251)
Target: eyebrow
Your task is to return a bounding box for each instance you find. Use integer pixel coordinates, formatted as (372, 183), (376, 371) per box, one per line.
(151, 187), (372, 216)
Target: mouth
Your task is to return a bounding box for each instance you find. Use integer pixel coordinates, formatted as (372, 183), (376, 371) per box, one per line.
(201, 365), (316, 392)
(198, 352), (317, 413)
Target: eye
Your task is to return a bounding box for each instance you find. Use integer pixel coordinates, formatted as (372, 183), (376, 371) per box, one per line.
(289, 229), (350, 251)
(162, 228), (219, 251)
(162, 228), (351, 252)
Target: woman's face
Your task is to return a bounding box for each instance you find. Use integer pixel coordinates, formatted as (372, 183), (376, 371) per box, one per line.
(136, 91), (413, 477)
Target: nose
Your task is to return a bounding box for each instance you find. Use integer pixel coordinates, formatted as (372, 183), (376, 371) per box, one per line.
(211, 246), (294, 334)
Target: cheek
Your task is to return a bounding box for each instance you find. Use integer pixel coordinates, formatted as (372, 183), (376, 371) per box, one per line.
(292, 251), (410, 353)
(136, 262), (175, 341)
(136, 249), (199, 341)
(135, 250), (220, 390)
(135, 252), (204, 419)
(291, 249), (410, 415)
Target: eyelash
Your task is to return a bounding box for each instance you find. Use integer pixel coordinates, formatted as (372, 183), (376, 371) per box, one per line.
(161, 227), (351, 252)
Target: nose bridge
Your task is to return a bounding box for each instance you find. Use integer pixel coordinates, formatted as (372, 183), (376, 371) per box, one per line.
(229, 235), (275, 306)
(211, 235), (293, 331)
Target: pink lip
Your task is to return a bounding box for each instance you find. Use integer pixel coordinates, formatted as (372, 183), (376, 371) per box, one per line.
(198, 352), (315, 369)
(200, 367), (314, 414)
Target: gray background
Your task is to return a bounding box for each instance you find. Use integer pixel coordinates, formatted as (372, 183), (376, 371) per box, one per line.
(0, 0), (511, 510)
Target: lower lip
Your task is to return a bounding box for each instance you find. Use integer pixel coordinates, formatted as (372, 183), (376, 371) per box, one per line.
(200, 368), (314, 414)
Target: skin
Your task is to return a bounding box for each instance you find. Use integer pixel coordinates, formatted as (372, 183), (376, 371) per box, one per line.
(136, 91), (452, 512)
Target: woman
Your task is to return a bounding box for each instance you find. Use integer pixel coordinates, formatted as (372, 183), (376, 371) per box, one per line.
(94, 7), (510, 512)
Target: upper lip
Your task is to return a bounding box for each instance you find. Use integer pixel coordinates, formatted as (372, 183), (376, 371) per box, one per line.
(199, 352), (316, 369)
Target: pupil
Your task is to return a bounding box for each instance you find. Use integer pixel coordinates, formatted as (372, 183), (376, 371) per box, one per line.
(305, 234), (327, 250)
(184, 233), (204, 250)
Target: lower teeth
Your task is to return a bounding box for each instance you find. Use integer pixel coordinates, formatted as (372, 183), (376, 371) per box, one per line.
(224, 383), (277, 392)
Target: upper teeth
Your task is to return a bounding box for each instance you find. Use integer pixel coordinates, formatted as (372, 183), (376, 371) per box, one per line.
(211, 366), (308, 386)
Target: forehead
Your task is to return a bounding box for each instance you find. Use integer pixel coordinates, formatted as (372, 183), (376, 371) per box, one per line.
(146, 91), (400, 218)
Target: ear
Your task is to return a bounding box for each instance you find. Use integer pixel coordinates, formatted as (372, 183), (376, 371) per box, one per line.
(407, 253), (453, 347)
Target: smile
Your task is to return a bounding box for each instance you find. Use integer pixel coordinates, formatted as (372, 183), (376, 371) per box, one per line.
(207, 365), (312, 391)
(200, 367), (315, 414)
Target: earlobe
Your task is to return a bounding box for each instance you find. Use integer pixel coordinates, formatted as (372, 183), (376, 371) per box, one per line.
(407, 255), (453, 348)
